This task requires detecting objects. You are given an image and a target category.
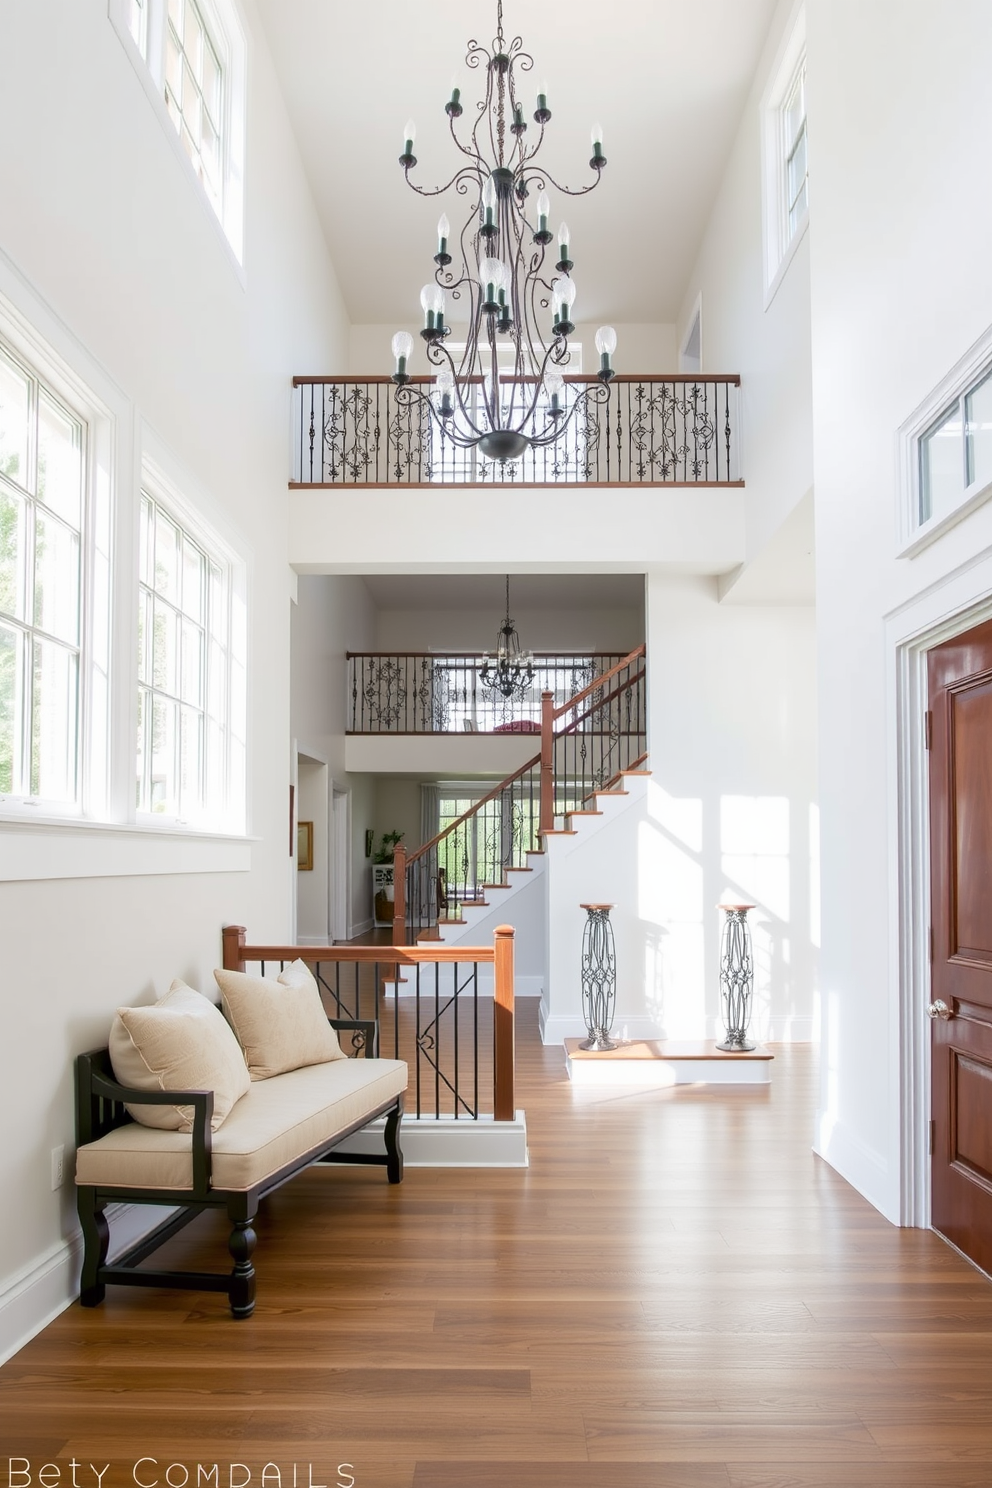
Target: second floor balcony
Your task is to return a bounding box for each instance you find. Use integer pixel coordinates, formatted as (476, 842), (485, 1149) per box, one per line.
(292, 374), (742, 488)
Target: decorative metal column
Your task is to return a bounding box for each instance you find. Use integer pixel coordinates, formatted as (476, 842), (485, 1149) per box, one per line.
(717, 903), (756, 1051)
(579, 903), (618, 1051)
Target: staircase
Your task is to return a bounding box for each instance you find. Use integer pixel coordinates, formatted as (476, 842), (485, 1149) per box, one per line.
(390, 645), (647, 952)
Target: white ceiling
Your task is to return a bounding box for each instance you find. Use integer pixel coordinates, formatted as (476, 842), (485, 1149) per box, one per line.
(255, 0), (778, 327)
(361, 572), (644, 612)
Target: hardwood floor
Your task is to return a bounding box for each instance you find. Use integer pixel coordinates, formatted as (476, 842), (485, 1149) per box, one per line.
(3, 1002), (992, 1487)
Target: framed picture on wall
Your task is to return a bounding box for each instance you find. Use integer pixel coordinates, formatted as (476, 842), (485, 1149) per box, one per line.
(297, 820), (314, 871)
(365, 828), (374, 858)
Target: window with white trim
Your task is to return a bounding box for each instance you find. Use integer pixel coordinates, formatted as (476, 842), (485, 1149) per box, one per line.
(761, 9), (808, 296)
(0, 340), (87, 807)
(782, 59), (808, 244)
(136, 483), (246, 829)
(898, 325), (992, 554)
(110, 0), (246, 263)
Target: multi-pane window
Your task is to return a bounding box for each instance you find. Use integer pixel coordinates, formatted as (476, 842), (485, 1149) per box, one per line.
(126, 0), (147, 54)
(165, 0), (224, 211)
(919, 368), (992, 525)
(137, 491), (241, 825)
(783, 60), (808, 243)
(0, 343), (85, 805)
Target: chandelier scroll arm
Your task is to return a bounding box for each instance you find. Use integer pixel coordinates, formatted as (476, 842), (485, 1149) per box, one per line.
(402, 164), (485, 202)
(424, 338), (488, 438)
(528, 378), (611, 451)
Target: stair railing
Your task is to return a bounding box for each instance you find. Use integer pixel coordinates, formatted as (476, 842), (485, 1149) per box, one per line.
(391, 644), (647, 945)
(540, 643), (647, 831)
(394, 754), (542, 946)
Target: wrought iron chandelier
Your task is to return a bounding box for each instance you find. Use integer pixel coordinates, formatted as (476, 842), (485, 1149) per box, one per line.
(480, 576), (534, 699)
(389, 0), (617, 463)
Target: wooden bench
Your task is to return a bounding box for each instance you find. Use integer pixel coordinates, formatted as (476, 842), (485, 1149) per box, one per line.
(74, 1018), (405, 1319)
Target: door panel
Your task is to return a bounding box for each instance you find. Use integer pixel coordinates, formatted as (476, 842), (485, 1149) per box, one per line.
(929, 617), (992, 1274)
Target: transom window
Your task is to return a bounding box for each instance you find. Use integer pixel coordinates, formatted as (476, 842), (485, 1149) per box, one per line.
(165, 0), (224, 212)
(783, 60), (808, 243)
(137, 489), (244, 826)
(0, 342), (85, 805)
(919, 369), (992, 526)
(110, 0), (246, 263)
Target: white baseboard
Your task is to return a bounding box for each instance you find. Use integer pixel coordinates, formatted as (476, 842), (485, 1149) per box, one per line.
(334, 1112), (529, 1168)
(348, 917), (373, 938)
(0, 1202), (176, 1366)
(539, 1009), (666, 1045)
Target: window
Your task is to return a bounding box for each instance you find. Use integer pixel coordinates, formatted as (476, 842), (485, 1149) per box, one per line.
(782, 60), (808, 243)
(761, 9), (808, 297)
(110, 0), (246, 264)
(0, 341), (86, 806)
(899, 326), (992, 554)
(136, 484), (246, 829)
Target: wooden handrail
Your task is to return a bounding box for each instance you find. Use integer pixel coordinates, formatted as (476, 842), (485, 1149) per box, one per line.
(554, 667), (646, 739)
(392, 843), (407, 948)
(345, 649), (627, 660)
(404, 750), (541, 869)
(223, 926), (498, 965)
(294, 373), (742, 386)
(552, 643), (646, 723)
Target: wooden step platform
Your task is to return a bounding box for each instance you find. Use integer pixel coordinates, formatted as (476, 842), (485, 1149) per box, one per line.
(565, 1036), (773, 1086)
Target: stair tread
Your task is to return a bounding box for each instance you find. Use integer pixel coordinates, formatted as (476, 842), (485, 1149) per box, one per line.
(567, 810), (603, 818)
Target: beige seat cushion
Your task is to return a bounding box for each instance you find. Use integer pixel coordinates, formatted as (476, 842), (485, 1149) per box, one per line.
(214, 959), (346, 1079)
(109, 981), (251, 1132)
(75, 1057), (407, 1192)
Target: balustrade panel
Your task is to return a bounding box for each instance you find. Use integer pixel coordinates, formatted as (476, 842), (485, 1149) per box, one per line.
(293, 376), (741, 486)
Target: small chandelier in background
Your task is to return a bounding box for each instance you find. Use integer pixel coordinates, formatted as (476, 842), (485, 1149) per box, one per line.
(480, 576), (534, 700)
(390, 0), (617, 463)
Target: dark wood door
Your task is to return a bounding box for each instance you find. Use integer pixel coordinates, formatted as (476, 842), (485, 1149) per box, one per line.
(929, 617), (992, 1274)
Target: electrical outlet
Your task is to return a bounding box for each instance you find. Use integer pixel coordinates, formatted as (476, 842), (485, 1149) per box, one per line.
(51, 1144), (65, 1191)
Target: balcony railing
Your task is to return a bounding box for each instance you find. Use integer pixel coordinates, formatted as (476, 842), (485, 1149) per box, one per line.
(292, 374), (742, 487)
(348, 651), (628, 734)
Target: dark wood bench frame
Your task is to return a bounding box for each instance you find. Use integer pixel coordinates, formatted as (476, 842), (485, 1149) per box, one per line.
(75, 1019), (403, 1319)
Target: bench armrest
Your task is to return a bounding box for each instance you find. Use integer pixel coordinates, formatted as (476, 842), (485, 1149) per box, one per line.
(85, 1066), (214, 1197)
(329, 1018), (378, 1058)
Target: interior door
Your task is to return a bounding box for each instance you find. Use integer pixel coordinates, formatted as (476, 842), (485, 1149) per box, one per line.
(928, 617), (992, 1274)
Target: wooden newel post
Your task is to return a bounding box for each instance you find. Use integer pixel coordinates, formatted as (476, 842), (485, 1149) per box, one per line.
(539, 689), (555, 837)
(392, 844), (407, 947)
(222, 924), (247, 973)
(493, 923), (515, 1122)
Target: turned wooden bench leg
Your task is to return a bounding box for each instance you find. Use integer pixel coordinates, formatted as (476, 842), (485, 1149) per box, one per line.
(384, 1098), (404, 1185)
(78, 1189), (109, 1308)
(227, 1205), (257, 1319)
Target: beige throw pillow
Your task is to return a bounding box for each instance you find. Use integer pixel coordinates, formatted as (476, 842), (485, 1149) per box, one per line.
(214, 959), (346, 1079)
(109, 980), (251, 1132)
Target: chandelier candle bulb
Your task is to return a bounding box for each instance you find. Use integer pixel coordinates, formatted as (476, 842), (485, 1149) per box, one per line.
(401, 118), (417, 167)
(446, 81), (462, 116)
(556, 220), (572, 271)
(544, 369), (565, 416)
(390, 330), (414, 381)
(595, 324), (617, 380)
(512, 101), (526, 133)
(535, 81), (551, 122)
(590, 122), (606, 167)
(436, 213), (450, 259)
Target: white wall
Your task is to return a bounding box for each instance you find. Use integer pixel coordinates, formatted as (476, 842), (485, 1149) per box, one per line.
(645, 574), (817, 1039)
(806, 0), (992, 1222)
(375, 606), (643, 654)
(291, 575), (379, 934)
(296, 754), (328, 940)
(676, 0), (813, 574)
(0, 0), (348, 1355)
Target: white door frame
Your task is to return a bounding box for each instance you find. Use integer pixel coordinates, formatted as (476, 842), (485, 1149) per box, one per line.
(330, 785), (351, 941)
(889, 549), (992, 1226)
